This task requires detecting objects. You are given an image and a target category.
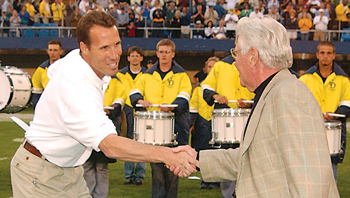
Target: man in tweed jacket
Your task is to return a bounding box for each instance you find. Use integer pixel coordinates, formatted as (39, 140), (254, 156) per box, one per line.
(197, 17), (339, 197)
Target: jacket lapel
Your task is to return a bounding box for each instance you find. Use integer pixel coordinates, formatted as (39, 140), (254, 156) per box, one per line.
(237, 69), (288, 175)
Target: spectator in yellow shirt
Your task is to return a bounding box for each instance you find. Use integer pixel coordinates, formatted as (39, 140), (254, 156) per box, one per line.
(39, 0), (52, 23)
(335, 0), (349, 30)
(298, 10), (313, 40)
(51, 0), (66, 26)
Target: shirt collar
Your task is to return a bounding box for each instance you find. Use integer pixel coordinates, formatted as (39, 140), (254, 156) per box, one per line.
(253, 71), (279, 105)
(74, 49), (111, 91)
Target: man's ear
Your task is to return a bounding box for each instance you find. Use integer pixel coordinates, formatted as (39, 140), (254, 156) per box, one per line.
(250, 48), (258, 67)
(80, 41), (88, 55)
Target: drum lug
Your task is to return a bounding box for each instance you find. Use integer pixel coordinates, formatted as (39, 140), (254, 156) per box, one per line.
(209, 131), (217, 145)
(172, 133), (178, 146)
(134, 132), (139, 141)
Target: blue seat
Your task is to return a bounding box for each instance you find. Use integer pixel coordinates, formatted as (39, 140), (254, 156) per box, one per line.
(24, 29), (35, 37)
(38, 29), (49, 37)
(49, 29), (59, 37)
(44, 23), (58, 27)
(341, 28), (350, 42)
(33, 23), (43, 27)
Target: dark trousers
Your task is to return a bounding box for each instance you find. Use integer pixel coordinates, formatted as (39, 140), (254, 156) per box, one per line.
(151, 163), (179, 198)
(124, 105), (134, 139)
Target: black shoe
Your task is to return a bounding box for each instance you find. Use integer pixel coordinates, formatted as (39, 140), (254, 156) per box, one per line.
(200, 183), (209, 189)
(124, 178), (135, 185)
(208, 183), (220, 189)
(135, 178), (143, 186)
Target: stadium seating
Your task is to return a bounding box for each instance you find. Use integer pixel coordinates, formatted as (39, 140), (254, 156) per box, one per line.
(38, 29), (49, 37)
(341, 28), (350, 42)
(24, 29), (35, 37)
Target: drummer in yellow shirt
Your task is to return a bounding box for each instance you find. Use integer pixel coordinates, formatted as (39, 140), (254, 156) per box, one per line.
(299, 41), (350, 182)
(130, 39), (191, 198)
(200, 53), (254, 197)
(189, 56), (220, 189)
(31, 40), (62, 109)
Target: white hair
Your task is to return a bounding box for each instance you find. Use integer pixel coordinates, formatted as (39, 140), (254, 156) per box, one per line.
(236, 16), (293, 70)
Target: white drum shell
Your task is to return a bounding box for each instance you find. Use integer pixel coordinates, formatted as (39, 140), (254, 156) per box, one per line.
(212, 108), (251, 144)
(0, 66), (32, 113)
(134, 111), (175, 146)
(325, 120), (342, 156)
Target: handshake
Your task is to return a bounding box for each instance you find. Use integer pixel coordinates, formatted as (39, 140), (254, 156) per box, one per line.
(164, 145), (199, 178)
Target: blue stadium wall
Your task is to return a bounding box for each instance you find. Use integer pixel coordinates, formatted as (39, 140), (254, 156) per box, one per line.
(1, 37), (350, 76)
(1, 37), (350, 54)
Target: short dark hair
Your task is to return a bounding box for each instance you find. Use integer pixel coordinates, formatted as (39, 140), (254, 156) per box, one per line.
(128, 46), (143, 56)
(317, 41), (335, 53)
(48, 40), (62, 48)
(76, 11), (117, 49)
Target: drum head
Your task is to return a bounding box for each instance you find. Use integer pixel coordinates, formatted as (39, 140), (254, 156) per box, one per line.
(212, 108), (251, 116)
(0, 68), (11, 110)
(135, 111), (174, 119)
(324, 120), (342, 130)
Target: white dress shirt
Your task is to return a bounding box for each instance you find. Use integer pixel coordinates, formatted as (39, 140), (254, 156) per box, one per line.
(26, 49), (117, 167)
(313, 15), (328, 30)
(224, 13), (239, 30)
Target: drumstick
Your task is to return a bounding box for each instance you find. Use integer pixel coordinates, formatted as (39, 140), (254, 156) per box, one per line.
(10, 116), (29, 131)
(103, 106), (114, 110)
(325, 113), (346, 118)
(214, 100), (254, 104)
(136, 104), (178, 108)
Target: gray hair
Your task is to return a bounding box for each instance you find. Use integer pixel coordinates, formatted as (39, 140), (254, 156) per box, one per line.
(235, 16), (293, 70)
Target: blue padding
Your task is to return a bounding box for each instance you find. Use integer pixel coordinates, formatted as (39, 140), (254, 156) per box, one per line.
(0, 37), (350, 54)
(24, 29), (35, 37)
(49, 29), (59, 37)
(38, 29), (49, 37)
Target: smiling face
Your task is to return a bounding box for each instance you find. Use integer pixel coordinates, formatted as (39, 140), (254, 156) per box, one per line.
(80, 25), (122, 79)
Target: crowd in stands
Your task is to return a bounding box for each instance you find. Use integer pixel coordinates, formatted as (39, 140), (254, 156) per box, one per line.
(0, 0), (350, 40)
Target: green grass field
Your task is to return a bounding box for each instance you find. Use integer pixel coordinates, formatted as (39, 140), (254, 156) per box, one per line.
(1, 119), (349, 197)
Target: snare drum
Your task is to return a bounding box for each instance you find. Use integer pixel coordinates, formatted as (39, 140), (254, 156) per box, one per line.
(134, 111), (177, 146)
(325, 120), (342, 156)
(0, 66), (32, 113)
(211, 108), (251, 144)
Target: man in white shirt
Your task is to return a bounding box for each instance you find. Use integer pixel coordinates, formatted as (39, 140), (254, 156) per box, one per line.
(249, 6), (264, 18)
(10, 10), (198, 198)
(224, 9), (239, 39)
(96, 0), (110, 10)
(313, 8), (328, 41)
(79, 0), (92, 14)
(1, 0), (11, 13)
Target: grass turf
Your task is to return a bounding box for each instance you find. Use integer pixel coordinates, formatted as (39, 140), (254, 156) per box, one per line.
(0, 120), (349, 197)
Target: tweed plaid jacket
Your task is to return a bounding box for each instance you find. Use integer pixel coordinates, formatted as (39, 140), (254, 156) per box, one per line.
(199, 69), (339, 197)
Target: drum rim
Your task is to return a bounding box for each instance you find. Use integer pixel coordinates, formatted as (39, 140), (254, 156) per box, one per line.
(135, 110), (175, 118)
(0, 69), (13, 110)
(324, 120), (342, 129)
(0, 66), (32, 113)
(212, 108), (251, 116)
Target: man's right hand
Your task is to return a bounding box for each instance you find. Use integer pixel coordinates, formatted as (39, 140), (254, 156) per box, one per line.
(323, 112), (335, 120)
(138, 100), (152, 108)
(166, 145), (199, 177)
(213, 94), (228, 104)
